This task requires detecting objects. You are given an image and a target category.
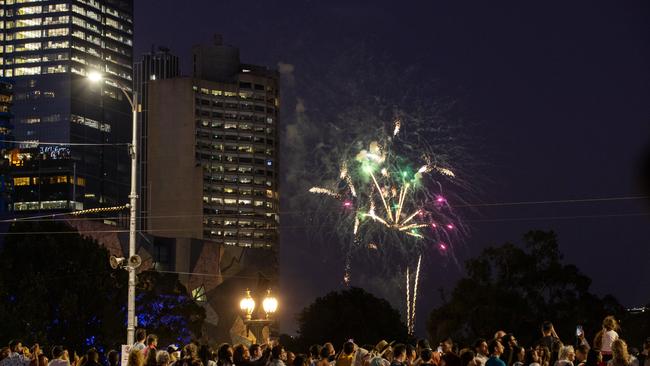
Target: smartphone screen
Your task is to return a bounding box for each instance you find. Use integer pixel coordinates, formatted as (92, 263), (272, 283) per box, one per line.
(437, 346), (443, 353)
(576, 325), (583, 337)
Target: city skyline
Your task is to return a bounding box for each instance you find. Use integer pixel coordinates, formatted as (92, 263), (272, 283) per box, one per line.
(133, 0), (649, 336)
(0, 0), (647, 340)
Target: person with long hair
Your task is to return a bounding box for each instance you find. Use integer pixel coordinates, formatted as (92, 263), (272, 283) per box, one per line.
(554, 347), (575, 366)
(538, 346), (552, 366)
(216, 345), (233, 366)
(128, 350), (145, 366)
(608, 340), (637, 366)
(600, 317), (620, 362)
(145, 349), (157, 366)
(199, 346), (215, 366)
(511, 347), (525, 366)
(525, 349), (541, 366)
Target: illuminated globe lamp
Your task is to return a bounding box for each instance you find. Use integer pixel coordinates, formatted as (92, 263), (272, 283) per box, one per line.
(240, 289), (256, 320)
(87, 70), (103, 83)
(262, 289), (278, 319)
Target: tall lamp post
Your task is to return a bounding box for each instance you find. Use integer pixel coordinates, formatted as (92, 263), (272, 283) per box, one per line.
(88, 71), (139, 345)
(240, 289), (278, 342)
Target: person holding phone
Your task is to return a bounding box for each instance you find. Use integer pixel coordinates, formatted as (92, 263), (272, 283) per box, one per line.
(575, 326), (591, 351)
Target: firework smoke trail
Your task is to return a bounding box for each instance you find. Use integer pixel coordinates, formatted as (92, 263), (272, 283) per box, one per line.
(406, 266), (411, 334)
(411, 254), (422, 334)
(405, 255), (422, 335)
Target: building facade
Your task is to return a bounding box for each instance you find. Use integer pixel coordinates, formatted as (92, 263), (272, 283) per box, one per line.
(147, 37), (280, 249)
(0, 77), (13, 214)
(133, 46), (180, 229)
(0, 0), (133, 212)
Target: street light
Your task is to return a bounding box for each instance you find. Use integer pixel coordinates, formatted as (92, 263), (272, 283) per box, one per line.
(262, 289), (278, 319)
(239, 289), (256, 320)
(88, 70), (139, 346)
(240, 289), (278, 342)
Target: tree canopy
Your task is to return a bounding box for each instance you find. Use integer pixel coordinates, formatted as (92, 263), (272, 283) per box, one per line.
(427, 230), (625, 346)
(0, 221), (204, 351)
(296, 287), (408, 348)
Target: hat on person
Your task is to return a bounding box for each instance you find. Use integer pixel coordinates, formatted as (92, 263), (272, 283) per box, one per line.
(374, 341), (393, 357)
(167, 345), (179, 353)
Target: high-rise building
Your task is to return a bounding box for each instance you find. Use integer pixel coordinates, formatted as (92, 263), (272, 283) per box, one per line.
(0, 0), (133, 212)
(0, 77), (13, 214)
(147, 36), (280, 249)
(133, 46), (180, 229)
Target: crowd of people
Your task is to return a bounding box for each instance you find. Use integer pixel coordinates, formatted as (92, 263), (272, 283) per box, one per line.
(1, 316), (648, 366)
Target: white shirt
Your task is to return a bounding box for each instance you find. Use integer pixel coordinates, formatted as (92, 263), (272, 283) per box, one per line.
(476, 354), (489, 366)
(601, 330), (619, 353)
(48, 359), (71, 366)
(0, 353), (31, 366)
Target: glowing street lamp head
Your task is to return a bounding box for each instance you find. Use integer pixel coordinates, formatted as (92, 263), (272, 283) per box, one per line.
(87, 71), (103, 83)
(239, 289), (256, 320)
(262, 289), (278, 318)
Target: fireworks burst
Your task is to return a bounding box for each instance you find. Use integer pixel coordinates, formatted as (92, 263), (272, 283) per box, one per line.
(309, 115), (466, 304)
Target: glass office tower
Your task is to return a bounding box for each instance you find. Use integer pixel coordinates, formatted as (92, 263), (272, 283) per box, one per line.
(0, 0), (133, 211)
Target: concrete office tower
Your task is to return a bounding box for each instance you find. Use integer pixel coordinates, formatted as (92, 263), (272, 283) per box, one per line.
(0, 0), (133, 211)
(147, 36), (280, 249)
(133, 47), (180, 229)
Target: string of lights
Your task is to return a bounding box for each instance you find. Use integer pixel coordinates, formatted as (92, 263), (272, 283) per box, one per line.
(2, 195), (646, 224)
(0, 212), (647, 236)
(0, 139), (130, 146)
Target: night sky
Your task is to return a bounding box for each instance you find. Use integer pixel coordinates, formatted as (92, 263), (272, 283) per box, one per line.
(136, 1), (650, 336)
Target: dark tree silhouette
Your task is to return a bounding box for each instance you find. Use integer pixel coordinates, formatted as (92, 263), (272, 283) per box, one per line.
(427, 230), (625, 346)
(0, 221), (204, 351)
(296, 287), (407, 348)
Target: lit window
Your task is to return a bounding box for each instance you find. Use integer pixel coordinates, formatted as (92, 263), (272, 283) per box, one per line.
(15, 55), (41, 64)
(16, 30), (41, 39)
(42, 53), (68, 62)
(44, 15), (69, 25)
(17, 6), (42, 15)
(16, 17), (41, 27)
(13, 177), (30, 186)
(47, 28), (69, 37)
(20, 117), (40, 124)
(191, 286), (207, 303)
(14, 66), (41, 76)
(15, 42), (41, 52)
(46, 40), (68, 49)
(45, 4), (69, 12)
(45, 64), (67, 74)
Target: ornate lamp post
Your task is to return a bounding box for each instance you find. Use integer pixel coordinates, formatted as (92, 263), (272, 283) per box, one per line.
(240, 289), (278, 342)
